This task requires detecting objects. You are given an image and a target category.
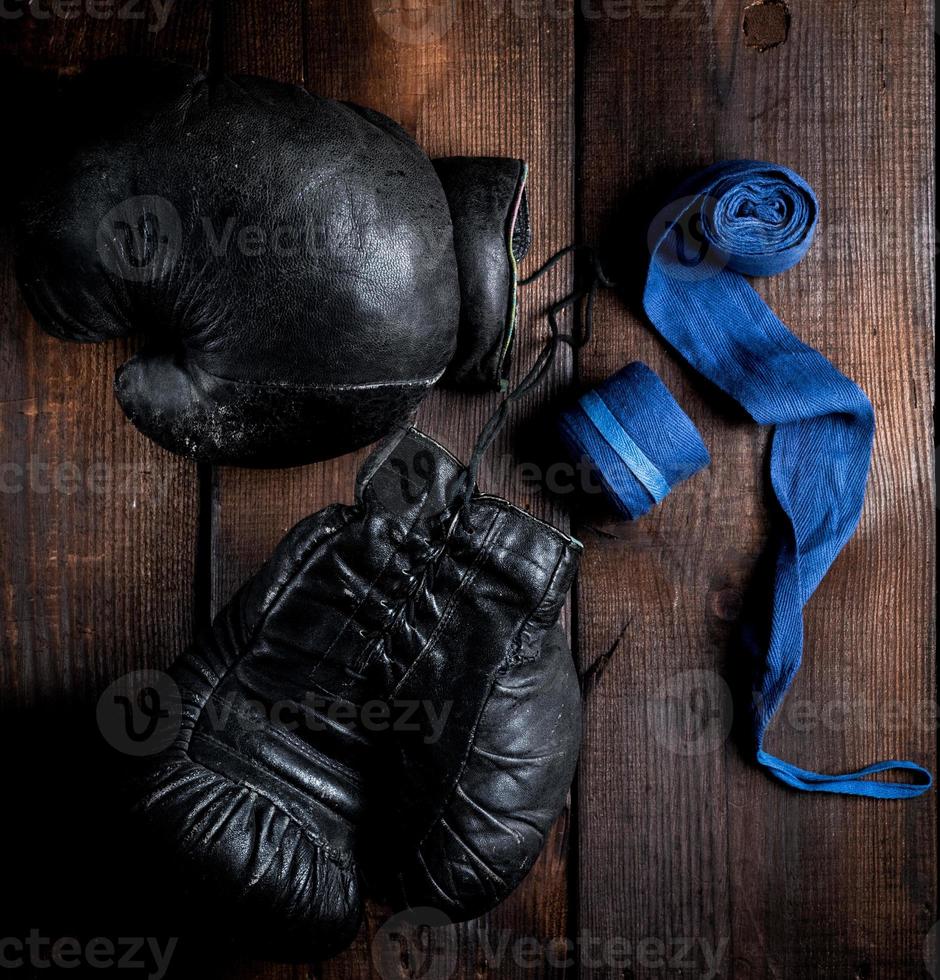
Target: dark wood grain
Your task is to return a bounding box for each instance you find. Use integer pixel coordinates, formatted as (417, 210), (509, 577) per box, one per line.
(0, 0), (210, 707)
(0, 1), (933, 977)
(0, 0), (211, 957)
(577, 2), (936, 978)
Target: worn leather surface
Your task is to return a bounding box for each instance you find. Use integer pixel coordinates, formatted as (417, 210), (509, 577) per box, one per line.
(16, 58), (527, 465)
(369, 621), (581, 919)
(134, 427), (582, 956)
(434, 157), (530, 389)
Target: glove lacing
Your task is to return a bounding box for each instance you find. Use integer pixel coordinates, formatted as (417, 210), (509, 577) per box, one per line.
(443, 244), (615, 534)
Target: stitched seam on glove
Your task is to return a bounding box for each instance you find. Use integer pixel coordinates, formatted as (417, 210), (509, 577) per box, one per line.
(319, 500), (450, 693)
(200, 698), (363, 786)
(405, 845), (451, 909)
(175, 511), (351, 752)
(387, 510), (501, 700)
(474, 495), (583, 551)
(17, 273), (83, 341)
(507, 549), (575, 669)
(412, 537), (570, 853)
(494, 163), (527, 384)
(186, 731), (355, 867)
(186, 362), (446, 391)
(240, 514), (353, 658)
(435, 813), (509, 885)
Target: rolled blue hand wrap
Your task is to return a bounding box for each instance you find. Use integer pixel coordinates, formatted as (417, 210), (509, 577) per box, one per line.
(643, 160), (931, 798)
(559, 361), (710, 520)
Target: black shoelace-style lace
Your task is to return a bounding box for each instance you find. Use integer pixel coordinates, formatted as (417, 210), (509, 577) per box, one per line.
(444, 244), (615, 533)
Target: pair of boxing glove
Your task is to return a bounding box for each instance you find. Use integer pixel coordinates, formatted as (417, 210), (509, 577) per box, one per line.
(16, 57), (531, 466)
(133, 427), (582, 958)
(15, 56), (582, 956)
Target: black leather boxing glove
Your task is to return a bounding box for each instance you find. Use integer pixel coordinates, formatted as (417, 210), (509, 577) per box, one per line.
(16, 58), (530, 466)
(133, 426), (580, 957)
(358, 428), (581, 921)
(365, 620), (581, 921)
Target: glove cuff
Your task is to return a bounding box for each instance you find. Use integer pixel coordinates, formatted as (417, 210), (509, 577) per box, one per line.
(356, 426), (582, 608)
(433, 157), (530, 390)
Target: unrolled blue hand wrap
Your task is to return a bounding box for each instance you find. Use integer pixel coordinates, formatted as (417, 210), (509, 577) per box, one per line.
(642, 160), (931, 798)
(559, 361), (709, 520)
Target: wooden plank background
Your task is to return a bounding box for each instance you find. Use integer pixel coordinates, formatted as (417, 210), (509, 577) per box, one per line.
(0, 2), (934, 978)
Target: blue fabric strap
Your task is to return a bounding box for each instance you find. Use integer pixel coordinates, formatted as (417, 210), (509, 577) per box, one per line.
(559, 361), (710, 520)
(643, 160), (931, 798)
(580, 391), (672, 504)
